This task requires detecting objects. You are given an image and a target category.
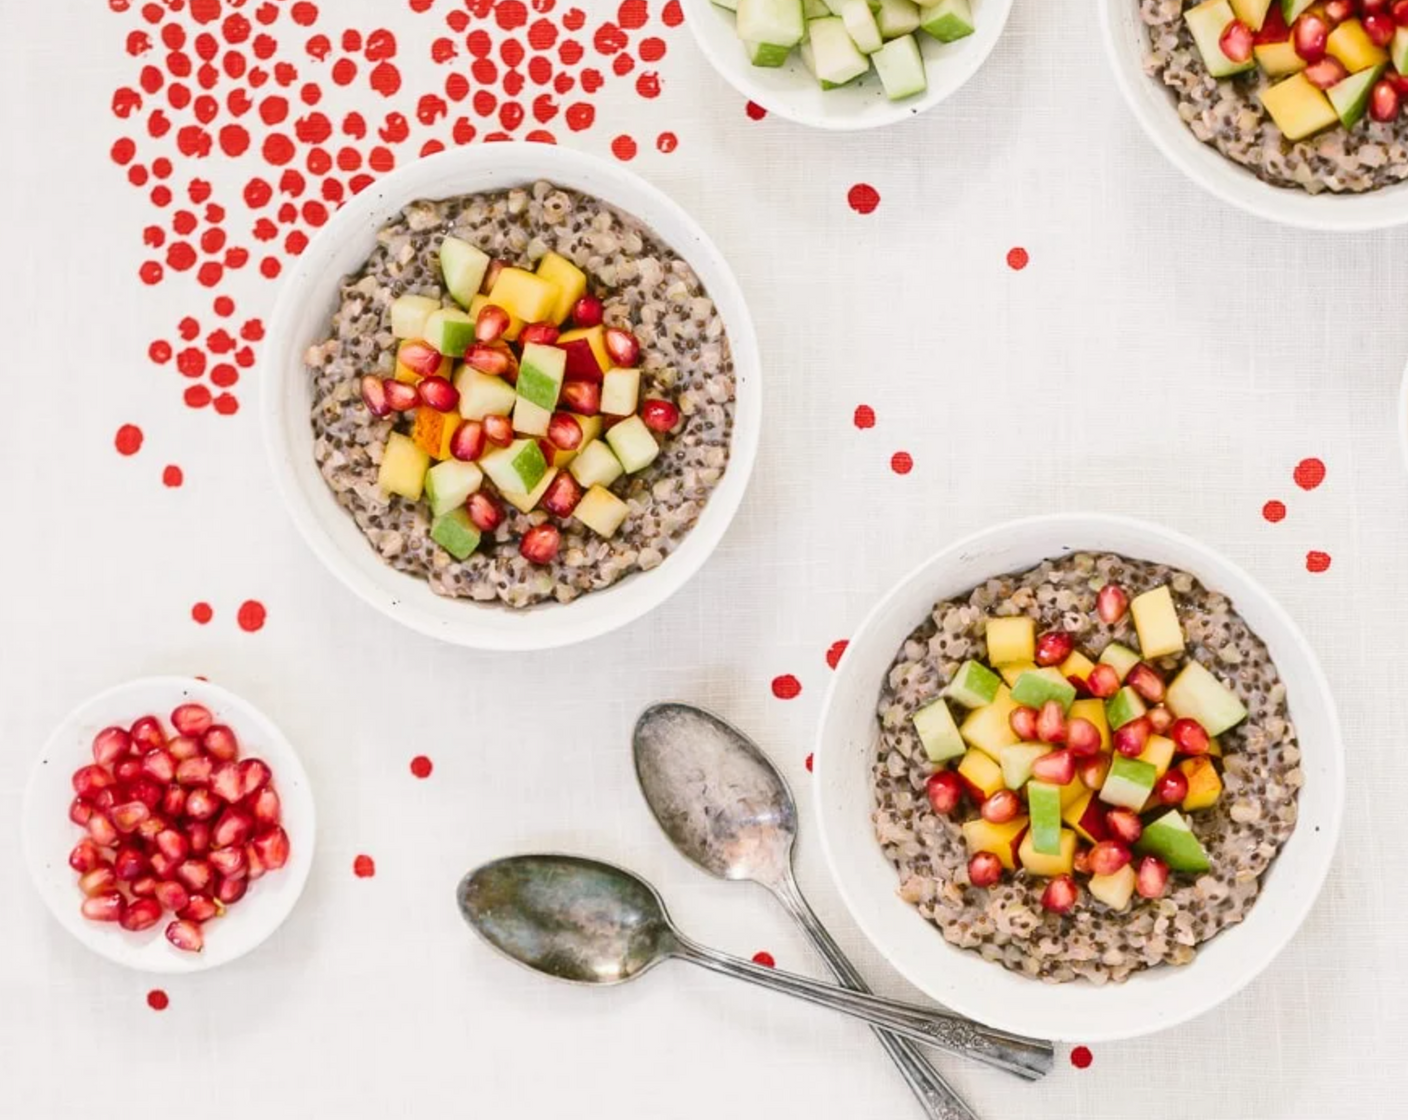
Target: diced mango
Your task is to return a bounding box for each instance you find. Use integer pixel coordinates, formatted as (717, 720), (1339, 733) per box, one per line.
(1062, 790), (1108, 845)
(468, 293), (524, 342)
(958, 685), (1020, 761)
(412, 408), (461, 460)
(377, 431), (429, 500)
(1018, 828), (1075, 877)
(535, 251), (588, 324)
(1058, 778), (1086, 810)
(1254, 41), (1306, 78)
(1327, 18), (1389, 72)
(1261, 73), (1339, 141)
(999, 661), (1036, 688)
(1068, 698), (1111, 750)
(558, 325), (611, 380)
(986, 617), (1035, 665)
(1178, 756), (1223, 812)
(1088, 864), (1136, 911)
(956, 749), (1004, 802)
(1136, 734), (1177, 779)
(1059, 650), (1096, 687)
(961, 815), (1029, 872)
(1229, 0), (1271, 31)
(1130, 585), (1185, 659)
(487, 267), (559, 325)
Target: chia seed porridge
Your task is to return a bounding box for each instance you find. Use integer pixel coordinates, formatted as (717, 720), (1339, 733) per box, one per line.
(872, 553), (1302, 984)
(303, 180), (735, 608)
(1141, 0), (1408, 193)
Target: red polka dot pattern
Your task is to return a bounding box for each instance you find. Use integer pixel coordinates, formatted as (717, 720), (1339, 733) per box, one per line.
(1262, 500), (1286, 523)
(1306, 551), (1332, 573)
(353, 854), (376, 878)
(236, 599), (267, 632)
(410, 755), (433, 779)
(847, 183), (879, 214)
(751, 951), (775, 967)
(1070, 1046), (1092, 1069)
(890, 451), (913, 475)
(191, 602), (213, 624)
(1294, 458), (1326, 490)
(1007, 247), (1029, 271)
(771, 674), (802, 700)
(146, 989), (169, 1011)
(826, 640), (848, 669)
(804, 753), (814, 773)
(853, 404), (875, 429)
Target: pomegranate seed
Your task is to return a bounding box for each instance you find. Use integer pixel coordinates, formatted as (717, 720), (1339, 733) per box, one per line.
(1078, 755), (1110, 791)
(981, 789), (1022, 824)
(217, 875), (249, 905)
(79, 866), (118, 896)
(115, 757), (143, 784)
(571, 294), (603, 328)
(82, 893), (125, 922)
(111, 801), (150, 833)
(161, 784), (187, 818)
(1372, 77), (1402, 121)
(1219, 17), (1254, 62)
(155, 880), (190, 913)
(1096, 584), (1128, 625)
(475, 303), (511, 343)
(1395, 0), (1408, 25)
(121, 898), (164, 932)
(1148, 706), (1174, 734)
(1089, 840), (1132, 877)
(1066, 674), (1091, 698)
(520, 524), (561, 565)
(187, 821), (211, 855)
(541, 471), (584, 518)
(137, 814), (168, 842)
(450, 419), (486, 461)
(398, 340), (446, 377)
(168, 734), (201, 761)
(1036, 700), (1067, 744)
(1370, 0), (1395, 15)
(176, 756), (213, 786)
(131, 876), (158, 897)
(171, 703), (213, 737)
(156, 828), (188, 862)
(1392, 71), (1408, 95)
(547, 411), (583, 451)
(1032, 749), (1076, 786)
(245, 844), (267, 880)
(128, 777), (163, 809)
(1126, 663), (1166, 703)
(1086, 663), (1120, 699)
(88, 814), (119, 847)
(70, 797), (94, 826)
(1136, 856), (1170, 899)
(519, 321), (560, 346)
(150, 850), (178, 879)
(114, 846), (147, 882)
(1041, 874), (1079, 915)
(92, 726), (133, 766)
(93, 789), (116, 811)
(1170, 717), (1211, 755)
(466, 343), (513, 376)
(1253, 3), (1289, 43)
(1105, 809), (1143, 845)
(603, 327), (640, 367)
(176, 859), (213, 892)
(211, 761), (243, 804)
(640, 398), (680, 433)
(185, 788), (220, 821)
(166, 920), (204, 953)
(1304, 55), (1348, 89)
(482, 414), (513, 446)
(418, 374), (460, 412)
(1066, 717), (1103, 758)
(559, 385), (605, 427)
(467, 491), (505, 532)
(141, 748), (175, 784)
(1293, 12), (1329, 61)
(481, 258), (508, 294)
(361, 374), (391, 417)
(383, 378), (419, 411)
(1155, 770), (1190, 805)
(252, 827), (290, 871)
(925, 770), (963, 814)
(1073, 847), (1092, 876)
(72, 764), (115, 797)
(1113, 716), (1153, 758)
(210, 845), (248, 880)
(203, 725), (239, 762)
(130, 716), (166, 750)
(69, 839), (103, 873)
(180, 895), (218, 922)
(1324, 0), (1353, 21)
(967, 851), (1004, 888)
(1009, 705), (1039, 740)
(250, 787), (282, 829)
(1034, 631), (1074, 667)
(212, 809), (253, 850)
(240, 759), (271, 797)
(1367, 11), (1397, 44)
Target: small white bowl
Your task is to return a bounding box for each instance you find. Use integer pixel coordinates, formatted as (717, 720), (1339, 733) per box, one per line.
(814, 514), (1344, 1041)
(681, 0), (1013, 131)
(261, 143), (760, 651)
(1097, 0), (1408, 230)
(22, 677), (316, 974)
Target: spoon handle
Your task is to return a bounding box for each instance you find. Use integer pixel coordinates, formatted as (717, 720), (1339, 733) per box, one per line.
(771, 874), (981, 1120)
(670, 936), (1053, 1082)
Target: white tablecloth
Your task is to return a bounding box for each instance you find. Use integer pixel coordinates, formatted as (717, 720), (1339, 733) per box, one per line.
(2, 2), (1402, 1117)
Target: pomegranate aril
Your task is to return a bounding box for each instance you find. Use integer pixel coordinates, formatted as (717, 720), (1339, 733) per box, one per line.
(240, 758), (271, 798)
(1155, 769), (1190, 806)
(1395, 0), (1408, 25)
(185, 788), (220, 821)
(1009, 705), (1039, 740)
(1169, 717), (1211, 755)
(93, 788), (115, 811)
(361, 373), (391, 416)
(980, 789), (1022, 824)
(115, 757), (143, 784)
(467, 491), (505, 532)
(111, 801), (150, 833)
(1219, 18), (1254, 62)
(1324, 0), (1353, 21)
(482, 414), (514, 447)
(141, 748), (176, 784)
(604, 327), (641, 367)
(1078, 755), (1110, 791)
(180, 895), (218, 922)
(203, 725), (239, 762)
(561, 378), (601, 416)
(1066, 717), (1103, 758)
(92, 726), (134, 766)
(967, 851), (1003, 888)
(209, 845), (248, 880)
(121, 898), (164, 932)
(82, 893), (125, 922)
(398, 340), (445, 377)
(571, 294), (603, 328)
(1304, 55), (1349, 88)
(70, 797), (95, 826)
(176, 859), (213, 892)
(211, 761), (243, 804)
(171, 703), (213, 737)
(1126, 663), (1166, 703)
(156, 828), (189, 863)
(1366, 12), (1397, 45)
(418, 374), (459, 412)
(520, 524), (561, 565)
(161, 784), (187, 818)
(252, 826), (290, 870)
(519, 321), (560, 346)
(114, 846), (148, 882)
(166, 919), (205, 953)
(466, 343), (512, 375)
(1073, 847), (1092, 876)
(88, 813), (119, 847)
(450, 419), (486, 462)
(547, 411), (583, 452)
(925, 770), (963, 815)
(155, 880), (190, 913)
(213, 809), (253, 850)
(1105, 809), (1143, 845)
(168, 734), (201, 761)
(127, 777), (163, 810)
(1113, 716), (1152, 758)
(245, 844), (267, 880)
(1036, 700), (1067, 744)
(130, 715), (166, 750)
(1293, 12), (1329, 61)
(1034, 630), (1074, 667)
(1041, 874), (1078, 915)
(539, 472), (582, 519)
(1136, 856), (1170, 899)
(131, 876), (158, 898)
(475, 303), (511, 343)
(1032, 748), (1075, 786)
(1372, 77), (1402, 120)
(216, 875), (249, 905)
(383, 378), (419, 411)
(640, 398), (680, 433)
(1148, 706), (1174, 734)
(72, 764), (116, 797)
(1096, 584), (1128, 625)
(137, 814), (167, 842)
(1089, 840), (1132, 877)
(1086, 663), (1120, 699)
(187, 820), (211, 855)
(79, 866), (118, 896)
(150, 850), (179, 878)
(177, 756), (213, 786)
(69, 839), (104, 873)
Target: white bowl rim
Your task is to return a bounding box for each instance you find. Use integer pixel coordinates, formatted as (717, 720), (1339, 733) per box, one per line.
(1096, 0), (1408, 231)
(260, 142), (761, 651)
(813, 512), (1345, 1041)
(22, 676), (317, 974)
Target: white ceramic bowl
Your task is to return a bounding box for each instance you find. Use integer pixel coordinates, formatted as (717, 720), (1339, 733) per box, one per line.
(1097, 0), (1408, 230)
(1398, 358), (1408, 476)
(23, 677), (316, 974)
(814, 514), (1343, 1041)
(262, 144), (760, 650)
(682, 0), (1013, 131)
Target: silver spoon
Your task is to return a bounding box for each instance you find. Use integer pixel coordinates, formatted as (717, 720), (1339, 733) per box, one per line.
(458, 853), (1048, 1084)
(633, 705), (1053, 1104)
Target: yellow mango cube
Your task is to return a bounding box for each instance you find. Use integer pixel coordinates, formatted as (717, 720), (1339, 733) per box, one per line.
(1261, 73), (1339, 141)
(986, 617), (1035, 665)
(1254, 41), (1306, 78)
(1068, 698), (1111, 750)
(1088, 865), (1136, 911)
(1130, 585), (1185, 659)
(1062, 790), (1108, 844)
(958, 686), (1020, 761)
(377, 431), (429, 500)
(1178, 756), (1223, 812)
(956, 749), (1005, 801)
(469, 293), (524, 342)
(999, 661), (1036, 688)
(535, 251), (588, 324)
(1136, 734), (1176, 779)
(1059, 650), (1096, 686)
(1058, 778), (1086, 810)
(488, 267), (559, 325)
(412, 408), (461, 461)
(961, 815), (1029, 872)
(1018, 828), (1075, 877)
(1327, 19), (1389, 73)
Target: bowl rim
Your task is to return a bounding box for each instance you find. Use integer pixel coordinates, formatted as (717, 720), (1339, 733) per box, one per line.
(22, 676), (316, 974)
(680, 0), (1015, 132)
(812, 512), (1345, 1041)
(1095, 0), (1408, 231)
(259, 142), (761, 651)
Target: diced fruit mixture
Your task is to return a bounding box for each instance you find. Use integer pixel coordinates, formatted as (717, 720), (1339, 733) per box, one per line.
(715, 0), (980, 102)
(67, 705), (292, 953)
(873, 554), (1302, 984)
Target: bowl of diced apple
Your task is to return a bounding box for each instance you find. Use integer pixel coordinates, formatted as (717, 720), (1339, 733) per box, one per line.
(682, 0), (1014, 130)
(814, 514), (1343, 1040)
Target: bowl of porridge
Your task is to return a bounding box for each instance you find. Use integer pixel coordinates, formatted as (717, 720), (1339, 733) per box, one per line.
(1099, 0), (1408, 228)
(814, 514), (1343, 1040)
(261, 144), (760, 650)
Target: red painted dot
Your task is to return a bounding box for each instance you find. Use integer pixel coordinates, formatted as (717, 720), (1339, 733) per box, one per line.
(847, 183), (880, 214)
(192, 602), (213, 625)
(656, 131), (677, 153)
(237, 599), (267, 632)
(751, 951), (775, 968)
(744, 100), (766, 120)
(890, 451), (913, 475)
(184, 384), (212, 409)
(1262, 500), (1286, 523)
(146, 989), (169, 1011)
(353, 854), (376, 878)
(611, 134), (637, 161)
(639, 36), (666, 62)
(771, 674), (802, 700)
(826, 640), (849, 670)
(149, 340), (172, 363)
(635, 71), (660, 98)
(1293, 457), (1326, 491)
(410, 755), (433, 779)
(163, 465), (184, 488)
(853, 404), (875, 429)
(663, 0), (684, 26)
(1306, 551), (1332, 574)
(1007, 246), (1029, 271)
(115, 424), (144, 456)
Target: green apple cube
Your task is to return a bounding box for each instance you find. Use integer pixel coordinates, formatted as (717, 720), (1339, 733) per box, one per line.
(605, 415), (660, 473)
(1282, 0), (1314, 20)
(802, 0), (828, 15)
(1099, 755), (1158, 811)
(876, 0), (920, 38)
(480, 438), (547, 496)
(569, 440), (624, 489)
(601, 368), (641, 416)
(746, 39), (793, 66)
(377, 432), (429, 501)
(501, 467), (558, 514)
(871, 33), (926, 99)
(808, 16), (870, 84)
(1105, 686), (1148, 730)
(944, 660), (1001, 709)
(513, 395), (551, 437)
(1088, 865), (1136, 911)
(1165, 660), (1248, 736)
(423, 308), (476, 358)
(1027, 781), (1063, 856)
(574, 485), (631, 539)
(1186, 0), (1257, 78)
(456, 368), (518, 420)
(1394, 27), (1408, 74)
(439, 237), (490, 308)
(517, 343), (566, 410)
(430, 508), (482, 561)
(1098, 642), (1141, 682)
(390, 294), (440, 340)
(918, 0), (974, 42)
(998, 744), (1047, 791)
(842, 0), (882, 52)
(737, 0), (804, 53)
(1011, 668), (1077, 713)
(1230, 0), (1272, 30)
(1136, 810), (1211, 873)
(912, 697), (964, 763)
(714, 0), (740, 9)
(424, 460), (482, 517)
(1328, 64), (1383, 130)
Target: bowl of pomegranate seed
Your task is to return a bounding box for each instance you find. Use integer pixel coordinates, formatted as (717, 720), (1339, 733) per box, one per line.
(814, 514), (1343, 1040)
(1099, 0), (1408, 229)
(22, 677), (315, 973)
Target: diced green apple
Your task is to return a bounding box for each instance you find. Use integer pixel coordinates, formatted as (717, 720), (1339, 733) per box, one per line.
(390, 294), (441, 340)
(457, 368), (518, 420)
(601, 368), (641, 416)
(1282, 0), (1315, 20)
(568, 440), (625, 489)
(1186, 0), (1257, 79)
(480, 438), (547, 496)
(1088, 865), (1136, 911)
(377, 432), (429, 500)
(1165, 660), (1248, 736)
(1394, 27), (1408, 75)
(429, 508), (482, 560)
(423, 308), (476, 358)
(1327, 64), (1384, 130)
(912, 697), (965, 763)
(605, 415), (660, 473)
(918, 0), (974, 43)
(517, 342), (566, 410)
(500, 467), (558, 515)
(512, 395), (551, 437)
(1098, 755), (1158, 811)
(802, 0), (828, 16)
(424, 460), (482, 516)
(1010, 667), (1077, 713)
(737, 0), (805, 60)
(714, 0), (740, 9)
(439, 237), (491, 308)
(807, 16), (870, 85)
(943, 660), (1002, 709)
(1105, 686), (1148, 730)
(1098, 642), (1141, 681)
(574, 485), (631, 539)
(842, 0), (883, 52)
(998, 744), (1047, 791)
(871, 33), (926, 99)
(1229, 0), (1272, 30)
(875, 0), (920, 38)
(746, 39), (793, 66)
(1026, 781), (1063, 856)
(1136, 810), (1211, 873)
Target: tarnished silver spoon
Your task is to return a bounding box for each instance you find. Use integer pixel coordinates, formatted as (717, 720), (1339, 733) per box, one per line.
(634, 703), (1053, 1110)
